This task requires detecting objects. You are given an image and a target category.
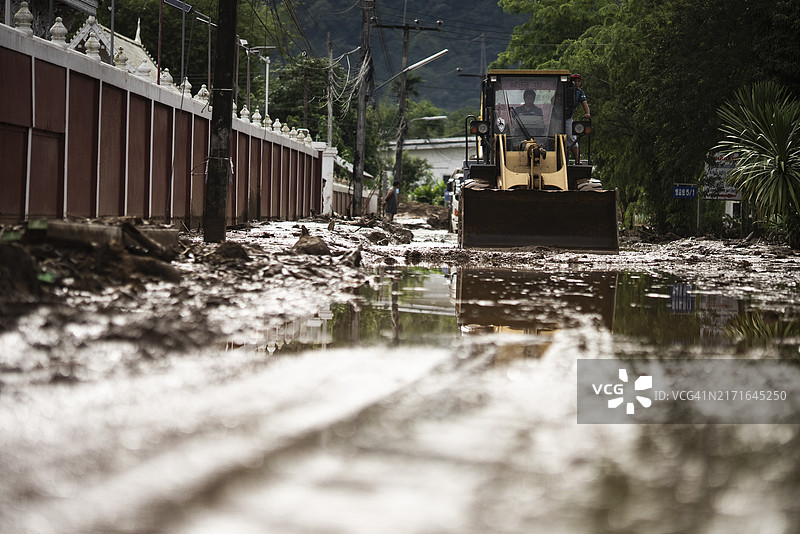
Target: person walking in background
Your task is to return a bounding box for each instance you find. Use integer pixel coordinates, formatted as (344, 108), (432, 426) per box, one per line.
(383, 181), (400, 222)
(567, 73), (591, 164)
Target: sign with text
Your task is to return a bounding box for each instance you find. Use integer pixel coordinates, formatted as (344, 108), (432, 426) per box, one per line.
(673, 184), (697, 199)
(704, 153), (741, 200)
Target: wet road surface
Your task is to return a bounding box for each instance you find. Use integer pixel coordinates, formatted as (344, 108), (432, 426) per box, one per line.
(2, 221), (800, 533)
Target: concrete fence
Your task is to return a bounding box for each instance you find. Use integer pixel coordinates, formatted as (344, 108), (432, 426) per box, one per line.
(0, 9), (344, 227)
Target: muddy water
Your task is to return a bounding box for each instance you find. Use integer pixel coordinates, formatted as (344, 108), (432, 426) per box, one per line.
(312, 267), (800, 353)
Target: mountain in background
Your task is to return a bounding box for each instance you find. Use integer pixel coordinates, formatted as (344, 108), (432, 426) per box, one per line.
(293, 0), (527, 112)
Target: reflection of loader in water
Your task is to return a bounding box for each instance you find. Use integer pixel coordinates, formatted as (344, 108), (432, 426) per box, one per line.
(455, 269), (618, 359)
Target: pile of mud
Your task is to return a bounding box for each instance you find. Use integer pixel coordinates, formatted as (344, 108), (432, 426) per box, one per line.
(0, 230), (182, 304)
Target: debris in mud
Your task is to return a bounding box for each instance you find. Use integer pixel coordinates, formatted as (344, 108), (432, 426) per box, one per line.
(120, 221), (178, 261)
(405, 250), (423, 264)
(376, 222), (414, 244)
(210, 241), (251, 261)
(0, 243), (43, 303)
(340, 247), (362, 268)
(426, 212), (449, 230)
(290, 226), (332, 255)
(366, 230), (389, 246)
(398, 200), (447, 220)
(44, 240), (183, 289)
(1, 220), (183, 295)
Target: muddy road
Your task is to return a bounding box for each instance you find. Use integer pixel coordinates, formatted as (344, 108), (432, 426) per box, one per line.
(2, 215), (800, 533)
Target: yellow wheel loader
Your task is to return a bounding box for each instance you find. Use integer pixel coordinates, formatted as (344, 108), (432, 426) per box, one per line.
(459, 70), (619, 251)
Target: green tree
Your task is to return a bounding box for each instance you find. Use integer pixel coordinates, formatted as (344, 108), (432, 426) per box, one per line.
(496, 0), (619, 68)
(716, 82), (800, 246)
(268, 55), (329, 131)
(400, 152), (434, 192)
(92, 0), (292, 100)
(498, 0), (800, 235)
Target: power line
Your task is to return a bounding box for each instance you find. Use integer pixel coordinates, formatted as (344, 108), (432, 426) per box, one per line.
(377, 3), (520, 34)
(372, 1), (396, 76)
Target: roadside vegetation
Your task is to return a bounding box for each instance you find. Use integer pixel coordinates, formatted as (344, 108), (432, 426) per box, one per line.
(495, 0), (800, 244)
(716, 82), (800, 246)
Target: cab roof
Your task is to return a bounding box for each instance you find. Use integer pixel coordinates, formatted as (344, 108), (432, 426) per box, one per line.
(487, 69), (571, 77)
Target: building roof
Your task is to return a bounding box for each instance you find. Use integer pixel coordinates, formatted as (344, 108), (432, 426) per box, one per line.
(59, 0), (98, 15)
(68, 17), (161, 84)
(334, 155), (374, 179)
(388, 137), (466, 150)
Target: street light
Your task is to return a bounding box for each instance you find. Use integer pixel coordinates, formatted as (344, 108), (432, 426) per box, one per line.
(250, 46), (276, 117)
(407, 115), (447, 137)
(236, 38), (248, 108)
(379, 50), (449, 207)
(193, 11), (216, 91)
(375, 49), (449, 91)
(157, 0), (193, 84)
(456, 67), (483, 78)
(410, 115), (448, 121)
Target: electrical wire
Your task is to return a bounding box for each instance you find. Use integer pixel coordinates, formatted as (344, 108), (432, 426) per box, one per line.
(372, 1), (396, 76)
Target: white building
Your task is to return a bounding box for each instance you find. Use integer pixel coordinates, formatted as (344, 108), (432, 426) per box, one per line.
(387, 137), (476, 184)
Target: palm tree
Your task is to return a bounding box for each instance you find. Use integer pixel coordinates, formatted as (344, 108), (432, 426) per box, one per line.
(716, 81), (800, 246)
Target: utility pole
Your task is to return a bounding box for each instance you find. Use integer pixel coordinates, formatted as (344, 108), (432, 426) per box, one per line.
(302, 59), (309, 128)
(327, 34), (334, 146)
(372, 20), (442, 195)
(157, 0), (163, 84)
(203, 0), (238, 243)
(352, 0), (373, 217)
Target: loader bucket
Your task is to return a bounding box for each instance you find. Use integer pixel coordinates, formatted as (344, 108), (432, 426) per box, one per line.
(459, 188), (619, 251)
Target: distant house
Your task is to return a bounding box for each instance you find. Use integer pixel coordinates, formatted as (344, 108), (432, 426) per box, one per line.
(387, 137), (477, 184)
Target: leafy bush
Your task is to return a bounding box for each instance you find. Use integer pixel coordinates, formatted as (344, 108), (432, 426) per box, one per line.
(409, 180), (447, 206)
(716, 81), (800, 246)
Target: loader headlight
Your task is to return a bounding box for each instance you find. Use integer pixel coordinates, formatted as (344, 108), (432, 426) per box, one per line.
(470, 120), (489, 135)
(572, 120), (592, 135)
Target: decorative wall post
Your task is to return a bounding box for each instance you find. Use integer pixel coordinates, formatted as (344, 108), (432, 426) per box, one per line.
(160, 68), (175, 89)
(113, 47), (128, 68)
(14, 2), (33, 36)
(50, 17), (68, 48)
(85, 32), (102, 61)
(196, 84), (210, 103)
(136, 60), (152, 79)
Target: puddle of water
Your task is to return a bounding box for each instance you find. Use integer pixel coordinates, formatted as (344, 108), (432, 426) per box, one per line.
(257, 267), (800, 354)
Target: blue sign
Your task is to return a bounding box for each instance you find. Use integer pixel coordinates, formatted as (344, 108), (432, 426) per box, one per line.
(673, 185), (697, 199)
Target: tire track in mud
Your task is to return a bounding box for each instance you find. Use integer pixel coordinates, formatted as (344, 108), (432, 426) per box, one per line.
(155, 336), (596, 534)
(7, 347), (457, 534)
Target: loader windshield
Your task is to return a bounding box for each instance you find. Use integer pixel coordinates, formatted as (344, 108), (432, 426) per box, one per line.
(493, 76), (564, 150)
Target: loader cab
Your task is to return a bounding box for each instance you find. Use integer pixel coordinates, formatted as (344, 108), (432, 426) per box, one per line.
(485, 70), (570, 152)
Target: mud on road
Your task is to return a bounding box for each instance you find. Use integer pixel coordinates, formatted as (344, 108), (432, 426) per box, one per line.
(2, 214), (800, 384)
(2, 214), (800, 533)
